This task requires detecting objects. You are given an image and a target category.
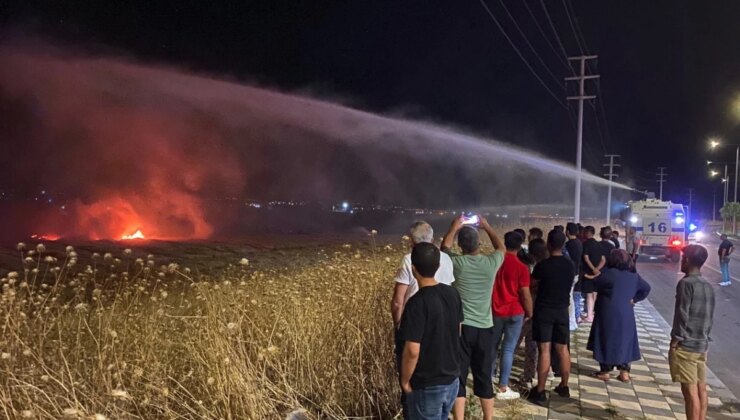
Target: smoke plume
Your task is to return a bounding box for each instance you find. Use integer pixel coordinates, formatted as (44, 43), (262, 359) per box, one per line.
(0, 42), (627, 240)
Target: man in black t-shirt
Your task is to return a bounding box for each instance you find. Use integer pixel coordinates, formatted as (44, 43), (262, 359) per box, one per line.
(718, 234), (734, 286)
(610, 230), (621, 249)
(528, 230), (574, 404)
(581, 226), (605, 322)
(600, 227), (616, 257)
(399, 242), (463, 419)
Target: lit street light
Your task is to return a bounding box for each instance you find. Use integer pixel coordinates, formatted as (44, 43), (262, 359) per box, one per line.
(708, 137), (740, 205)
(706, 160), (733, 206)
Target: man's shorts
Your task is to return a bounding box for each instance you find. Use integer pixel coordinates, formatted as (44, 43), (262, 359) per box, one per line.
(669, 347), (707, 384)
(458, 324), (494, 399)
(532, 306), (569, 345)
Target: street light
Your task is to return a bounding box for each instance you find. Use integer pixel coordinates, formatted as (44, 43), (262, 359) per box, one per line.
(706, 160), (733, 206)
(708, 138), (740, 204)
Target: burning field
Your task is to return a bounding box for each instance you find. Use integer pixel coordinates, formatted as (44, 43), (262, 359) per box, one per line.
(0, 234), (402, 419)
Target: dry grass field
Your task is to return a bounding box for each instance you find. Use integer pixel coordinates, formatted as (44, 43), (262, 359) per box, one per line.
(0, 234), (403, 419)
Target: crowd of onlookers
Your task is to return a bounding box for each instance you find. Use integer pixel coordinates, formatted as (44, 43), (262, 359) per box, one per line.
(392, 216), (717, 420)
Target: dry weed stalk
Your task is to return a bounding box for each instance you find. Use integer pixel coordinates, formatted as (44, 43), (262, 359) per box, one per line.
(0, 241), (398, 418)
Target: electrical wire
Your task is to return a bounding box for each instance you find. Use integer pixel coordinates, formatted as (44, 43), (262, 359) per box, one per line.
(540, 0), (573, 76)
(495, 0), (564, 88)
(521, 0), (570, 70)
(476, 0), (568, 108)
(561, 0), (585, 55)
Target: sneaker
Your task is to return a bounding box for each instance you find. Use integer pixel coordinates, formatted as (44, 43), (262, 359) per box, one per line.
(720, 281), (731, 287)
(495, 387), (521, 400)
(527, 388), (547, 404)
(554, 384), (570, 398)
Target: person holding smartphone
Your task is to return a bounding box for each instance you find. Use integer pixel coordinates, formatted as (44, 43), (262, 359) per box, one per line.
(441, 215), (505, 420)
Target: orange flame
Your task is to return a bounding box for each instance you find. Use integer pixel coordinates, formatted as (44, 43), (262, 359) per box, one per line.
(121, 229), (146, 240)
(31, 233), (61, 241)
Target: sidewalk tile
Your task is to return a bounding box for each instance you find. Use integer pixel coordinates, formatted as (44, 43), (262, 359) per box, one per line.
(634, 384), (665, 396)
(639, 398), (672, 410)
(609, 398), (643, 412)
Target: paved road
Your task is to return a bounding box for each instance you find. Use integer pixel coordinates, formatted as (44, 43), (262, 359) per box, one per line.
(636, 235), (740, 399)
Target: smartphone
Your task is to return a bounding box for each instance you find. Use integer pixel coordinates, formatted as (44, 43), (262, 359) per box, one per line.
(461, 214), (479, 226)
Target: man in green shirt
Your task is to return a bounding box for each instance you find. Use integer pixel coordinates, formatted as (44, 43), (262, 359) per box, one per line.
(441, 215), (505, 420)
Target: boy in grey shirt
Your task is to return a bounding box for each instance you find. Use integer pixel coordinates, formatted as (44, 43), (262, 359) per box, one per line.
(670, 245), (715, 420)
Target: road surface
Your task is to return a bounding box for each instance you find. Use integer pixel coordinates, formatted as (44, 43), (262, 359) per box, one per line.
(636, 234), (740, 399)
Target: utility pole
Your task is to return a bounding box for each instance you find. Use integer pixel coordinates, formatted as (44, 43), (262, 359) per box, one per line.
(604, 154), (620, 226)
(565, 55), (599, 223)
(656, 167), (668, 200)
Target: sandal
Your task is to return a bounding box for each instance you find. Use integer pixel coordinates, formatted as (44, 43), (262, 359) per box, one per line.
(617, 372), (631, 383)
(590, 372), (611, 381)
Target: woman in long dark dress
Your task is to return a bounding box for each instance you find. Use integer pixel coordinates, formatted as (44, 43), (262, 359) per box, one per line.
(587, 249), (651, 382)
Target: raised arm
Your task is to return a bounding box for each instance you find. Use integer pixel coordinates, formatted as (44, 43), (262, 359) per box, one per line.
(441, 216), (463, 252)
(479, 216), (504, 252)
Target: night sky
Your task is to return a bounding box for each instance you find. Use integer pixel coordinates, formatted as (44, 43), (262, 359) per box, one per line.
(2, 0), (740, 218)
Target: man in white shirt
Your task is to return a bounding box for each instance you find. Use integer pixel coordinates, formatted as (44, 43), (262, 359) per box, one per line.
(391, 221), (455, 419)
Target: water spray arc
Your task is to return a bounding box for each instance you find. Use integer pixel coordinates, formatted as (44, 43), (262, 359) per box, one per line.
(0, 45), (631, 239)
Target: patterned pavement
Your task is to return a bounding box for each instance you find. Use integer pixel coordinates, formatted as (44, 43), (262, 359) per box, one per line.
(489, 299), (740, 419)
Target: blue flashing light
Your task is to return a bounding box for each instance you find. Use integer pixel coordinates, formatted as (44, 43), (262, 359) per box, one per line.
(689, 223), (698, 232)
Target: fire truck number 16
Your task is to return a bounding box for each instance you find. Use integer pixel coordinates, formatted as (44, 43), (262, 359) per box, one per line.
(647, 222), (667, 233)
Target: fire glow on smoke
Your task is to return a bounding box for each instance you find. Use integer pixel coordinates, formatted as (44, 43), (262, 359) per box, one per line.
(0, 44), (245, 240)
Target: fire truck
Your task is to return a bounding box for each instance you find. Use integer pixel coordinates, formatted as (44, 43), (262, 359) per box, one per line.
(622, 198), (687, 262)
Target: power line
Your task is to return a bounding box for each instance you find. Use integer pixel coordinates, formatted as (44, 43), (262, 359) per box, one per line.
(594, 79), (614, 149)
(476, 0), (568, 108)
(521, 0), (570, 70)
(565, 0), (592, 55)
(495, 0), (564, 88)
(540, 0), (574, 76)
(590, 97), (609, 153)
(561, 0), (585, 55)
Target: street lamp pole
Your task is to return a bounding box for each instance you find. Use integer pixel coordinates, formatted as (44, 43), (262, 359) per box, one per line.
(733, 146), (739, 232)
(725, 164), (729, 205)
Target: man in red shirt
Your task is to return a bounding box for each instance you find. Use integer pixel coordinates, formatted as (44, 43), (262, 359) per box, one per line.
(491, 231), (533, 400)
